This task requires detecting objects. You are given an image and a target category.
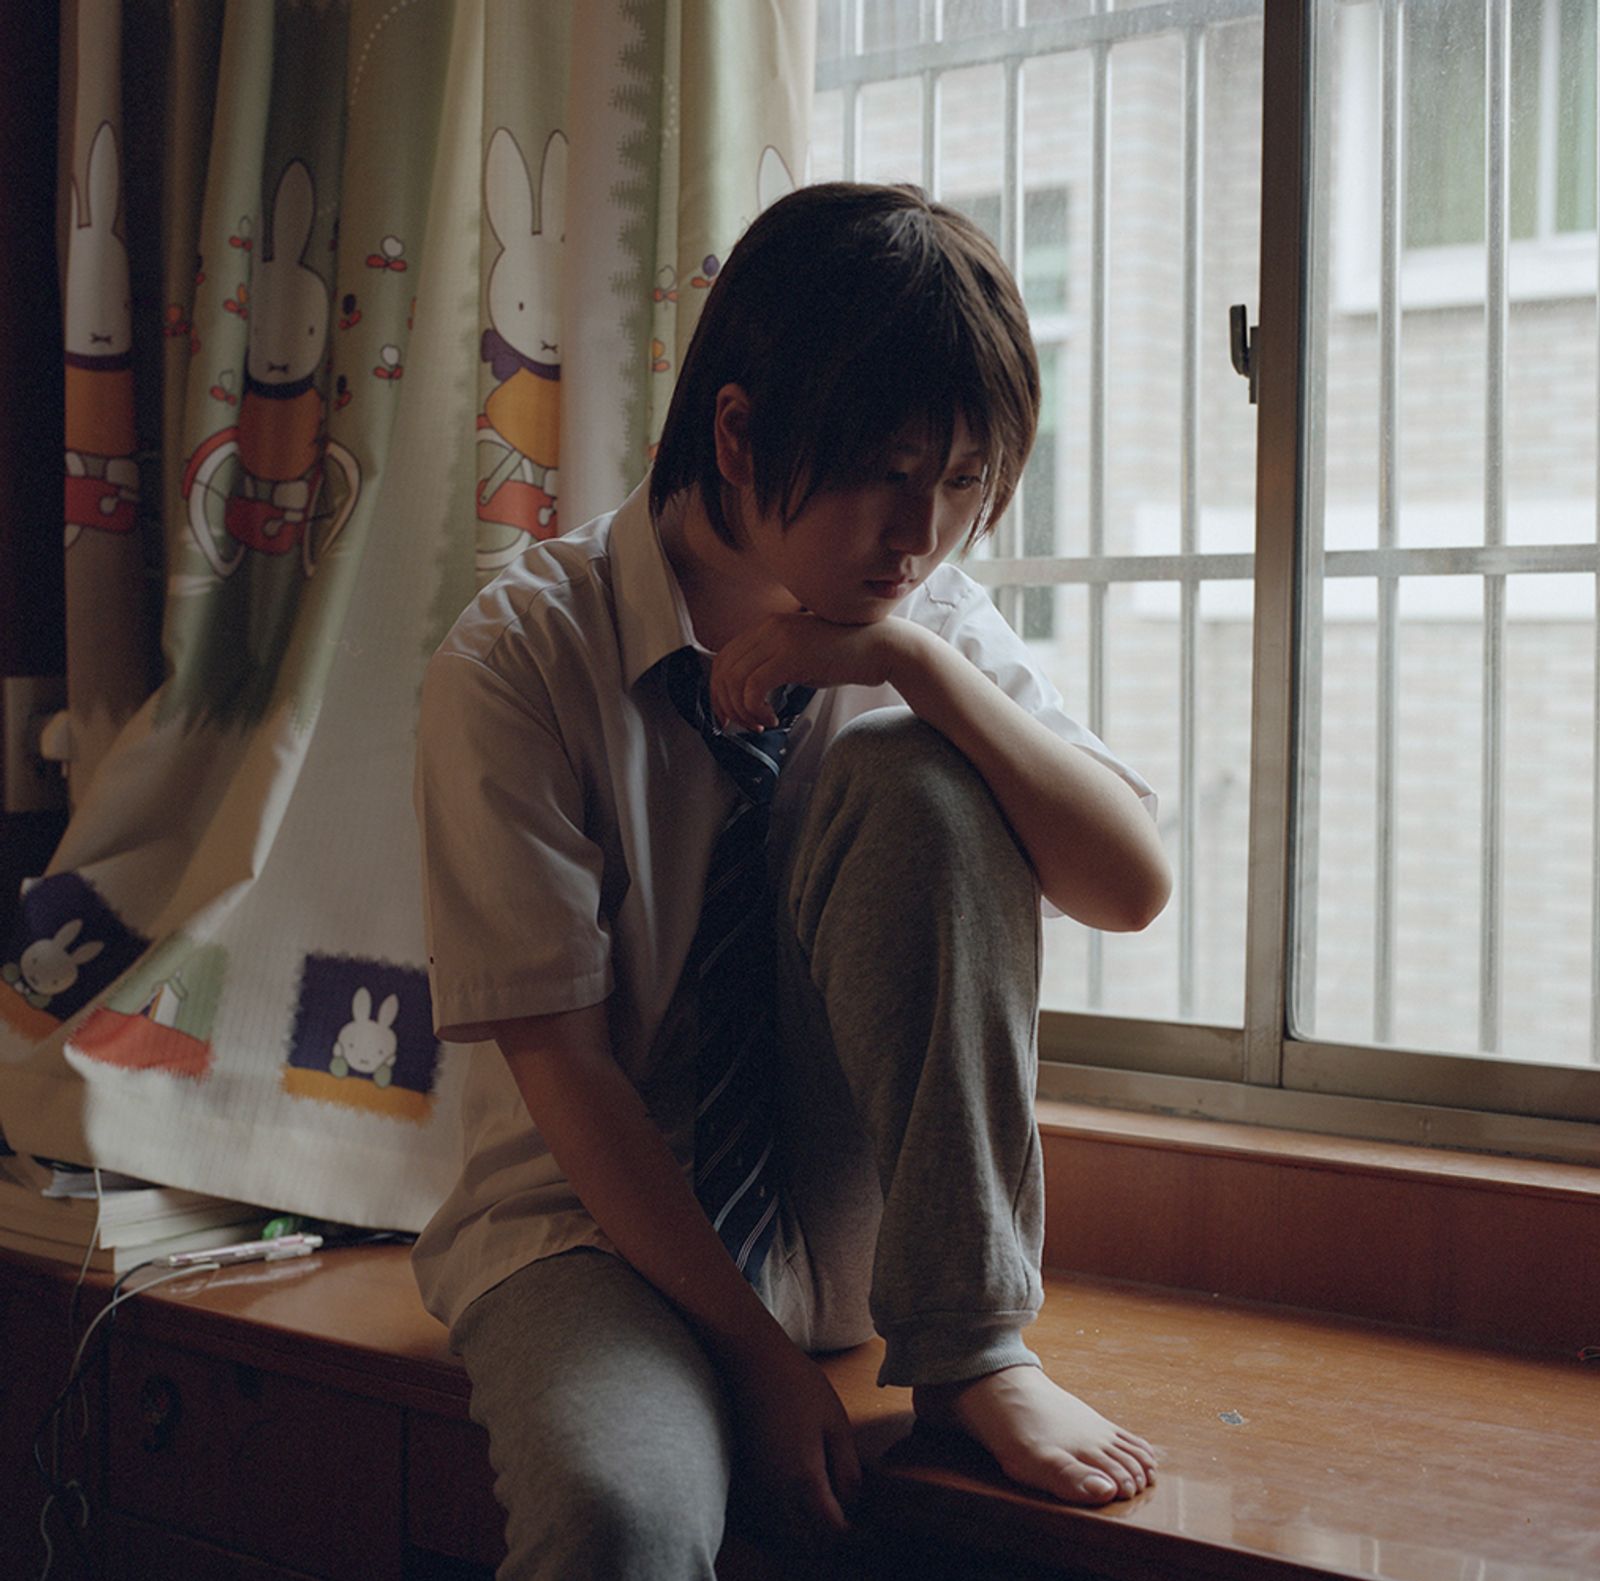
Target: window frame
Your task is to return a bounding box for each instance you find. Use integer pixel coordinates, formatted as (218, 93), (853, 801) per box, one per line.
(813, 0), (1600, 1164)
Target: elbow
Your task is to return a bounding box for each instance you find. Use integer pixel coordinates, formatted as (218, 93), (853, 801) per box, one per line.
(1104, 865), (1171, 933)
(1063, 850), (1172, 934)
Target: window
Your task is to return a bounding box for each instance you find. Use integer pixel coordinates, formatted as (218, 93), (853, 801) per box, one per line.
(1335, 0), (1599, 308)
(812, 0), (1600, 1154)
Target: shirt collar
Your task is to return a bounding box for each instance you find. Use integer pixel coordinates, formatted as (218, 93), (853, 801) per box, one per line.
(612, 478), (701, 689)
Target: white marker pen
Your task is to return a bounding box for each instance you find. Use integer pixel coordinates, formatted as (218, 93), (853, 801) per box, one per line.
(163, 1232), (324, 1268)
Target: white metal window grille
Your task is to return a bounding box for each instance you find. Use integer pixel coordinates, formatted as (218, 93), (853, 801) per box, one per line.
(812, 0), (1600, 1147)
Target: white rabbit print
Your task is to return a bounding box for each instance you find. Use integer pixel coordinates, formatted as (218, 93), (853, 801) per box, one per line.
(183, 159), (360, 580)
(3, 920), (106, 1011)
(64, 120), (139, 547)
(476, 127), (567, 568)
(331, 986), (400, 1086)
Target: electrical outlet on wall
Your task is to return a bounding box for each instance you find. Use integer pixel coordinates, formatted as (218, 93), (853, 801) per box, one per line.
(2, 677), (68, 813)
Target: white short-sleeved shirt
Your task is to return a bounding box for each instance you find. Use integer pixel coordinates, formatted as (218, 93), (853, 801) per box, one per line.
(411, 481), (1155, 1330)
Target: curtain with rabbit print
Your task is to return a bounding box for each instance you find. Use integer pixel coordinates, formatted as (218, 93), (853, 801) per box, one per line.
(0, 0), (813, 1230)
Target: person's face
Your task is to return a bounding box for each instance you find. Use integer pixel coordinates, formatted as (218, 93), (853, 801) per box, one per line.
(719, 390), (988, 626)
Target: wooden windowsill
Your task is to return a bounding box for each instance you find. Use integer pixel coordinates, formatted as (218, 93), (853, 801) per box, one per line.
(1033, 1101), (1600, 1357)
(1036, 1099), (1600, 1200)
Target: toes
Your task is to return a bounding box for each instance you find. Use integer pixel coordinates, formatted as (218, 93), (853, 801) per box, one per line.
(1103, 1444), (1150, 1493)
(1056, 1461), (1121, 1505)
(1013, 1450), (1121, 1506)
(1084, 1449), (1140, 1499)
(1115, 1428), (1159, 1466)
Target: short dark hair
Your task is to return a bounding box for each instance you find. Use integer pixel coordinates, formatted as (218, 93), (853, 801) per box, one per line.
(649, 183), (1040, 549)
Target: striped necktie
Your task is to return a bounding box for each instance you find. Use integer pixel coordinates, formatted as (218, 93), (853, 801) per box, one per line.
(663, 647), (814, 1282)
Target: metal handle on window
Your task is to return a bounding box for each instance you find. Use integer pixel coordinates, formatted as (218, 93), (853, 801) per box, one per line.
(1229, 304), (1258, 404)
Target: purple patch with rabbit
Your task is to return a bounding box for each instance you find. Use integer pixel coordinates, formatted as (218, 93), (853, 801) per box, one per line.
(1, 872), (148, 1022)
(285, 953), (438, 1095)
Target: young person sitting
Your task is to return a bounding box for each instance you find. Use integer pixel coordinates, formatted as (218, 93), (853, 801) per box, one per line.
(413, 181), (1171, 1580)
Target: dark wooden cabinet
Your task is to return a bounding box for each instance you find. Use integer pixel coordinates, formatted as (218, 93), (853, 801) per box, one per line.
(0, 1247), (505, 1581)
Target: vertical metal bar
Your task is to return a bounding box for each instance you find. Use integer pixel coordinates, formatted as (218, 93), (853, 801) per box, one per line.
(842, 0), (862, 179)
(1178, 24), (1204, 1020)
(1591, 0), (1599, 1066)
(1087, 1), (1112, 1011)
(1481, 0), (1509, 1053)
(1374, 0), (1403, 1044)
(1289, 0), (1333, 1045)
(1244, 0), (1316, 1084)
(1538, 0), (1561, 239)
(996, 54), (1027, 636)
(842, 82), (861, 179)
(924, 0), (945, 194)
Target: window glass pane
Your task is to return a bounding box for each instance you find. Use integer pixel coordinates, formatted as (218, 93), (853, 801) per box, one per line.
(1557, 0), (1598, 233)
(858, 76), (923, 184)
(817, 0), (845, 63)
(1402, 0), (1542, 248)
(1298, 1), (1600, 1066)
(862, 0), (930, 54)
(811, 87), (846, 182)
(938, 64), (1007, 223)
(816, 4), (1261, 1031)
(944, 0), (1009, 41)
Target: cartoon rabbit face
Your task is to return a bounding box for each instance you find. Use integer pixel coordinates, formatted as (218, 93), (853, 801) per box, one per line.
(20, 919), (104, 998)
(248, 161), (330, 386)
(333, 986), (399, 1076)
(485, 129), (566, 370)
(65, 122), (132, 360)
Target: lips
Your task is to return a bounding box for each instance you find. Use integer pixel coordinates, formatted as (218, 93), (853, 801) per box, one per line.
(865, 578), (915, 600)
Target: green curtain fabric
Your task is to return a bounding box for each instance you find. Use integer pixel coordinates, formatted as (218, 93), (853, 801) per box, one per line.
(0, 0), (813, 1230)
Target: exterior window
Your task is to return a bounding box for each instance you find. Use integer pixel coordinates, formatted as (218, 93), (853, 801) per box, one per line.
(1335, 0), (1598, 309)
(1404, 0), (1595, 247)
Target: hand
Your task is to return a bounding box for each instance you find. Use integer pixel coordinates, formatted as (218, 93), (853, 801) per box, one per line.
(711, 611), (924, 731)
(722, 1335), (863, 1551)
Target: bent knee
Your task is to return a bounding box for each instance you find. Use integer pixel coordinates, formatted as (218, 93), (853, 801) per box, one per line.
(809, 707), (1029, 877)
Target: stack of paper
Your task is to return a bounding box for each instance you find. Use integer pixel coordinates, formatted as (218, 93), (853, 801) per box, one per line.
(0, 1150), (266, 1273)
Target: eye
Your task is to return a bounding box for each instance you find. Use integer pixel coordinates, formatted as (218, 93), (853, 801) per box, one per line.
(885, 470), (911, 485)
(946, 473), (984, 492)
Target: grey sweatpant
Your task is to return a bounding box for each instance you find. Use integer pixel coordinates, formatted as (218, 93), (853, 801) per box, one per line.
(453, 710), (1047, 1580)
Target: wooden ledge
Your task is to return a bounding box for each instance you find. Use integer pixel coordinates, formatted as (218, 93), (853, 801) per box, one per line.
(1034, 1102), (1600, 1356)
(1036, 1100), (1600, 1200)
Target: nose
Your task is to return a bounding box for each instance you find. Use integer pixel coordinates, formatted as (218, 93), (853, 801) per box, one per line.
(885, 489), (940, 557)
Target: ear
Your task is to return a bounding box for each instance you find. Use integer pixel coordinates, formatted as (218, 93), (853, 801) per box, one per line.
(538, 131), (567, 242)
(352, 985), (372, 1021)
(485, 128), (534, 246)
(55, 919), (82, 947)
(87, 122), (119, 230)
(377, 993), (399, 1029)
(712, 384), (756, 489)
(757, 146), (793, 213)
(271, 161), (315, 264)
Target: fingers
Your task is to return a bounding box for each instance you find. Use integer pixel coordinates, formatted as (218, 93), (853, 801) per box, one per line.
(710, 653), (785, 734)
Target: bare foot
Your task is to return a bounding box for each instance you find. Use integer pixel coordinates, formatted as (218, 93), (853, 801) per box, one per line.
(913, 1366), (1157, 1506)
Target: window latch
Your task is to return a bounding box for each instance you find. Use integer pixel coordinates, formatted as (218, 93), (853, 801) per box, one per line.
(1229, 304), (1258, 404)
